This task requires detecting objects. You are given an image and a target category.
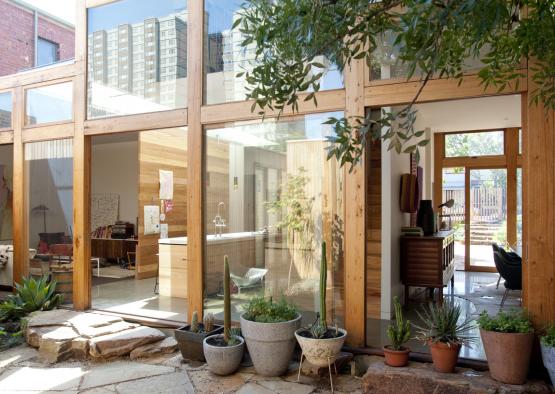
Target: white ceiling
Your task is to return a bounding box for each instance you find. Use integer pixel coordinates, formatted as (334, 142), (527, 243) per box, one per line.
(411, 94), (521, 133)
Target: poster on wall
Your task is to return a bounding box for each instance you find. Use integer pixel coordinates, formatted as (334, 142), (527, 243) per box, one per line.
(0, 164), (13, 241)
(160, 223), (168, 239)
(159, 170), (173, 200)
(144, 205), (160, 235)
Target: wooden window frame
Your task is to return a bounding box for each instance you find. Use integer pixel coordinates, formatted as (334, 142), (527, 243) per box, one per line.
(0, 0), (551, 342)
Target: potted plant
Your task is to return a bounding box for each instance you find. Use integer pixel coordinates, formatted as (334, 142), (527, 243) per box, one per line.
(203, 256), (245, 375)
(541, 325), (555, 385)
(478, 310), (534, 384)
(240, 296), (300, 376)
(175, 311), (223, 361)
(414, 300), (475, 373)
(383, 296), (411, 367)
(295, 241), (347, 368)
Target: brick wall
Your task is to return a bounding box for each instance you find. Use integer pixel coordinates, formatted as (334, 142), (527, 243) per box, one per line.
(0, 0), (74, 77)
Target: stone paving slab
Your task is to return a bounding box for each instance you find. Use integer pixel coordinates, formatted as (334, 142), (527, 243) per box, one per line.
(115, 371), (195, 394)
(24, 309), (81, 328)
(0, 365), (84, 391)
(88, 326), (166, 359)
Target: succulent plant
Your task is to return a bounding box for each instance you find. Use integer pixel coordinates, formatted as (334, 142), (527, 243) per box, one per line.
(190, 311), (199, 333)
(223, 255), (232, 345)
(386, 296), (411, 350)
(203, 312), (215, 333)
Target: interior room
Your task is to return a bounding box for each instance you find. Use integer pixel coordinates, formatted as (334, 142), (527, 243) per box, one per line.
(367, 94), (523, 360)
(89, 128), (188, 322)
(0, 144), (13, 292)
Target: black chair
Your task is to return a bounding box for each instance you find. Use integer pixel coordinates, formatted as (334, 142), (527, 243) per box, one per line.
(493, 251), (522, 309)
(491, 243), (521, 288)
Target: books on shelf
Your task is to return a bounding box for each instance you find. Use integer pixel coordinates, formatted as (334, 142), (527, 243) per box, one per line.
(401, 226), (424, 237)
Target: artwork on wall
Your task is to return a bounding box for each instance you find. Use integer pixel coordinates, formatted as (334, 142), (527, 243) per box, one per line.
(0, 164), (13, 241)
(144, 205), (160, 235)
(91, 193), (119, 232)
(159, 170), (173, 200)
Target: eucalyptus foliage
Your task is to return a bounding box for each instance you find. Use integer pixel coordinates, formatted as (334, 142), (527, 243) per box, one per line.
(235, 0), (555, 168)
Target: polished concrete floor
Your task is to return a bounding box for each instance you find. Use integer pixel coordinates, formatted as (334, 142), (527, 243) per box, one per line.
(366, 270), (521, 361)
(91, 276), (187, 322)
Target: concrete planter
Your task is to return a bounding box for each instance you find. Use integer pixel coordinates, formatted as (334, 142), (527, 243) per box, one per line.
(203, 334), (244, 376)
(174, 324), (223, 362)
(541, 343), (555, 385)
(480, 329), (534, 385)
(240, 313), (301, 376)
(295, 327), (347, 368)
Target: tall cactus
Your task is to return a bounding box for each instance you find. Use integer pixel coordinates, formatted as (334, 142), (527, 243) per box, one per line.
(223, 255), (231, 343)
(320, 241), (327, 326)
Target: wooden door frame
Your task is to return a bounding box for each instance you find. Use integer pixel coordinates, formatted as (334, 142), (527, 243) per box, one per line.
(434, 129), (521, 273)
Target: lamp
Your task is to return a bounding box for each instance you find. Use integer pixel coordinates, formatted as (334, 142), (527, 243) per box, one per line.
(32, 204), (49, 233)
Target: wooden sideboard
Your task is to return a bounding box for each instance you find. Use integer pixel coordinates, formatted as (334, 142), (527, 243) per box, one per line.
(400, 230), (455, 304)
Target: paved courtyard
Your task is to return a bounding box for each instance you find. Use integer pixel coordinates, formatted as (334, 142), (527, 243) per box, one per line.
(0, 344), (361, 394)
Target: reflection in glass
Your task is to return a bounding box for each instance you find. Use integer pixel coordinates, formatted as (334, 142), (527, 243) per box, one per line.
(0, 93), (12, 129)
(0, 0), (75, 77)
(516, 168), (522, 252)
(441, 167), (465, 270)
(87, 0), (188, 119)
(204, 112), (345, 326)
(25, 139), (73, 304)
(204, 0), (343, 105)
(445, 131), (504, 158)
(26, 82), (73, 125)
(0, 144), (13, 289)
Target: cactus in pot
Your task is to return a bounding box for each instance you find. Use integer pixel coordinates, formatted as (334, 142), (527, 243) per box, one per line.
(383, 296), (411, 367)
(203, 255), (244, 375)
(295, 241), (347, 369)
(203, 312), (214, 333)
(190, 311), (199, 333)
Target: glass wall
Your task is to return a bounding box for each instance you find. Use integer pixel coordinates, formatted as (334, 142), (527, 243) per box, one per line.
(204, 0), (343, 105)
(26, 82), (73, 126)
(25, 139), (73, 304)
(90, 128), (188, 322)
(0, 93), (12, 129)
(87, 0), (188, 119)
(0, 0), (75, 77)
(204, 112), (345, 325)
(0, 144), (14, 289)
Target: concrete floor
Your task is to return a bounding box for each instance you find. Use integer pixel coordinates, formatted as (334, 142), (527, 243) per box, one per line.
(92, 277), (188, 322)
(366, 270), (520, 361)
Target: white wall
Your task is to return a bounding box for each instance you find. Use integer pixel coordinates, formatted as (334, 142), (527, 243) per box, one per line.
(91, 138), (138, 227)
(381, 111), (411, 319)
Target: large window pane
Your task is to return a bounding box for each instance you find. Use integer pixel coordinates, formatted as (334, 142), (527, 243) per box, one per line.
(90, 129), (188, 321)
(445, 131), (504, 158)
(204, 0), (343, 105)
(0, 0), (75, 77)
(87, 0), (188, 119)
(26, 82), (73, 126)
(0, 93), (12, 129)
(204, 113), (345, 326)
(26, 139), (73, 305)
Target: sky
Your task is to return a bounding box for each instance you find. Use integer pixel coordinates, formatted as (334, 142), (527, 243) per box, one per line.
(23, 0), (76, 25)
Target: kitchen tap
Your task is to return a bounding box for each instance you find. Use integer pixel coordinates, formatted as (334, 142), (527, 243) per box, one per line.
(213, 202), (226, 237)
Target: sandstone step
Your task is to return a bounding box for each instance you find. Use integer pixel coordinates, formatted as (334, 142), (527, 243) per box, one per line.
(129, 336), (178, 360)
(89, 326), (167, 359)
(360, 356), (551, 394)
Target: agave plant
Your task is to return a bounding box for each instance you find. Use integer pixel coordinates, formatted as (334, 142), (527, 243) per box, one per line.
(413, 300), (476, 346)
(0, 276), (63, 322)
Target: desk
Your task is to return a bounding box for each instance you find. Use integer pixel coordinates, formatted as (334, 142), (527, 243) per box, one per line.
(91, 238), (137, 262)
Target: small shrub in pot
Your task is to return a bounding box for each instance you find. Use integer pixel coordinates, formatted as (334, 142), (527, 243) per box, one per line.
(477, 310), (535, 384)
(478, 310), (534, 385)
(414, 300), (475, 373)
(203, 256), (244, 375)
(540, 325), (555, 385)
(175, 311), (223, 362)
(295, 241), (347, 369)
(240, 296), (300, 376)
(383, 296), (411, 367)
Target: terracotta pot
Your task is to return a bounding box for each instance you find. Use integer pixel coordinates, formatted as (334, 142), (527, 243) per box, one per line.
(428, 341), (461, 373)
(480, 328), (534, 385)
(383, 345), (410, 367)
